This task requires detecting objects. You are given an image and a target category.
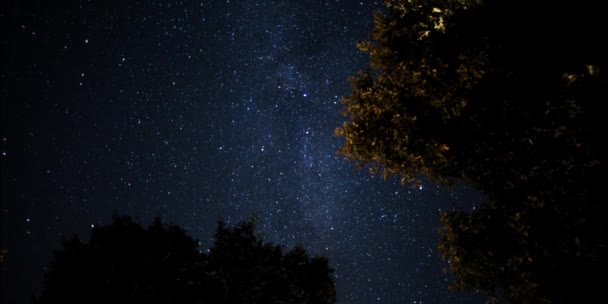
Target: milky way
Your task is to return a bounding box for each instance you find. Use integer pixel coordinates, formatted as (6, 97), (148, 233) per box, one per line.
(1, 1), (485, 303)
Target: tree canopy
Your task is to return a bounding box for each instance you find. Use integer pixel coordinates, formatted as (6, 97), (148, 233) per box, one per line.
(336, 0), (606, 303)
(337, 0), (605, 192)
(37, 216), (335, 304)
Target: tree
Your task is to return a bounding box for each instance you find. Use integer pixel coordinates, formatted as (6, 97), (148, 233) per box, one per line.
(336, 0), (605, 192)
(37, 216), (335, 304)
(209, 219), (336, 304)
(336, 0), (606, 303)
(439, 197), (606, 304)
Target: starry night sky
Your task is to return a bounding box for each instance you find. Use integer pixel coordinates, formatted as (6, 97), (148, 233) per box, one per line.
(1, 1), (486, 303)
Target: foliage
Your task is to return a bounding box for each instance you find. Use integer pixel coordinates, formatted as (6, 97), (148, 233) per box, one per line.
(209, 219), (336, 304)
(37, 216), (335, 304)
(439, 178), (607, 304)
(337, 0), (607, 303)
(336, 0), (605, 192)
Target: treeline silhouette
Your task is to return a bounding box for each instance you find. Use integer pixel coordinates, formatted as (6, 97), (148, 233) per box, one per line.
(36, 216), (335, 304)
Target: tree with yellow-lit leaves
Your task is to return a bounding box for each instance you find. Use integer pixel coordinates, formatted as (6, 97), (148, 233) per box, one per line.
(337, 0), (607, 303)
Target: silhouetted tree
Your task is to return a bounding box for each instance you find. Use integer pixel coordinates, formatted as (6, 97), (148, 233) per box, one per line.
(337, 0), (606, 303)
(438, 188), (606, 304)
(37, 216), (335, 304)
(209, 219), (335, 304)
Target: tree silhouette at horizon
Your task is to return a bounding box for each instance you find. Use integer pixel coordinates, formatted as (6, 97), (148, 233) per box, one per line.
(37, 216), (335, 304)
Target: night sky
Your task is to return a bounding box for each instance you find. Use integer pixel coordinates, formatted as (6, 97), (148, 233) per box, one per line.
(1, 1), (485, 303)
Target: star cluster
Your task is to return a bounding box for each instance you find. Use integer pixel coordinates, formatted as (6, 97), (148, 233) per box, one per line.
(1, 1), (485, 303)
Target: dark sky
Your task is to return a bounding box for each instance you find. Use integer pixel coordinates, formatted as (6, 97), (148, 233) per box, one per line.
(1, 1), (486, 303)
